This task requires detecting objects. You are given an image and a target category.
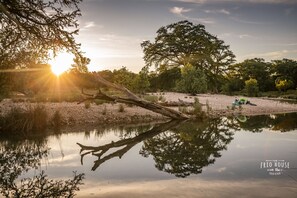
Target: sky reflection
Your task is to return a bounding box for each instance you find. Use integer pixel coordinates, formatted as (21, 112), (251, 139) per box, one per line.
(1, 113), (297, 197)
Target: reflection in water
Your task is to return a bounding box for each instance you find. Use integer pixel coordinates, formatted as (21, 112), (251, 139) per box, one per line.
(140, 119), (234, 177)
(78, 113), (297, 178)
(233, 113), (297, 133)
(1, 113), (297, 197)
(0, 139), (84, 198)
(78, 118), (236, 177)
(78, 120), (182, 171)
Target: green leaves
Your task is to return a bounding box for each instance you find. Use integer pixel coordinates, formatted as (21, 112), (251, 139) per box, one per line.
(0, 0), (83, 69)
(141, 20), (235, 92)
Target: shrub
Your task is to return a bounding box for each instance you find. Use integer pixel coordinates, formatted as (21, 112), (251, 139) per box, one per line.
(143, 95), (159, 103)
(102, 105), (107, 115)
(178, 98), (206, 119)
(176, 64), (208, 95)
(275, 78), (294, 92)
(84, 101), (91, 109)
(0, 105), (48, 137)
(118, 104), (125, 112)
(192, 97), (206, 119)
(50, 110), (64, 129)
(245, 78), (259, 97)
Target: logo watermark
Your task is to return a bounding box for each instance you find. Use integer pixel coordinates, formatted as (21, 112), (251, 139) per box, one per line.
(260, 160), (290, 176)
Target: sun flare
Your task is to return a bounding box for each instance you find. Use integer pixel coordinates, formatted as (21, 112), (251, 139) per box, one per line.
(49, 52), (74, 76)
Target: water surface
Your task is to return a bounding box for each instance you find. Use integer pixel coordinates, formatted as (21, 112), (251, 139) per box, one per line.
(1, 113), (297, 197)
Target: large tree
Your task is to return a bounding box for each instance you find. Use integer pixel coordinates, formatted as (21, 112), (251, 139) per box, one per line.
(141, 20), (235, 92)
(0, 1), (189, 120)
(231, 58), (273, 92)
(272, 58), (297, 89)
(0, 0), (84, 69)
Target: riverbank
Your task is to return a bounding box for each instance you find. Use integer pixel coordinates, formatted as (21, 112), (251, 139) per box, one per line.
(1, 93), (297, 127)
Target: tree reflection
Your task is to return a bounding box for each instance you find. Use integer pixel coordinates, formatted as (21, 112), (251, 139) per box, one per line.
(140, 118), (234, 177)
(77, 113), (297, 177)
(0, 139), (84, 198)
(233, 113), (297, 133)
(78, 120), (182, 171)
(78, 118), (235, 178)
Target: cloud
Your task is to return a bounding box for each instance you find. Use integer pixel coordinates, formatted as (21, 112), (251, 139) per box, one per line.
(84, 21), (95, 28)
(204, 9), (231, 15)
(239, 34), (255, 39)
(243, 49), (297, 60)
(218, 33), (257, 39)
(170, 7), (192, 15)
(172, 0), (297, 4)
(230, 17), (266, 25)
(170, 6), (215, 24)
(80, 21), (103, 31)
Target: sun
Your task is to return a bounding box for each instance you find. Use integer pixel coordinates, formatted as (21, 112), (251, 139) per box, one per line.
(49, 52), (74, 76)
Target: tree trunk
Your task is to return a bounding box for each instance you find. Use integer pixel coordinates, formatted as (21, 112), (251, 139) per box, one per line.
(80, 74), (189, 120)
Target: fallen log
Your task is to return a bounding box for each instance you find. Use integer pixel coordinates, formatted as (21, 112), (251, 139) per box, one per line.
(158, 99), (194, 107)
(78, 74), (189, 120)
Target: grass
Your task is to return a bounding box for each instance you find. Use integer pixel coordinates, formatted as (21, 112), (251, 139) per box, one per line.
(143, 94), (167, 103)
(50, 110), (64, 129)
(178, 98), (207, 119)
(0, 105), (48, 137)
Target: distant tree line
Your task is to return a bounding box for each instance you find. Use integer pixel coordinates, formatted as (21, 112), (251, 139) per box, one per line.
(1, 10), (297, 100)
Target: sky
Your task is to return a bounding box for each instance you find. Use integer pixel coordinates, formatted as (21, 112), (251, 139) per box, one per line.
(75, 0), (297, 72)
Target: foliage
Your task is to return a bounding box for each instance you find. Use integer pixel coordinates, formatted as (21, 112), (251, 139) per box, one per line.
(140, 119), (234, 177)
(141, 20), (235, 92)
(118, 104), (125, 112)
(272, 58), (297, 88)
(112, 67), (137, 90)
(102, 105), (107, 115)
(84, 101), (91, 109)
(0, 140), (84, 197)
(176, 64), (207, 95)
(0, 105), (48, 137)
(275, 78), (294, 92)
(133, 68), (150, 93)
(50, 110), (64, 129)
(231, 58), (273, 92)
(244, 78), (259, 97)
(149, 67), (181, 91)
(0, 0), (85, 70)
(221, 77), (244, 95)
(191, 97), (206, 119)
(143, 95), (159, 103)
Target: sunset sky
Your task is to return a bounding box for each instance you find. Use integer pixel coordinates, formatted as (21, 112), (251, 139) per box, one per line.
(75, 0), (297, 72)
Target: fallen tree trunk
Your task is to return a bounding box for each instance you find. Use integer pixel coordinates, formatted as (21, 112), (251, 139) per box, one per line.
(79, 74), (189, 120)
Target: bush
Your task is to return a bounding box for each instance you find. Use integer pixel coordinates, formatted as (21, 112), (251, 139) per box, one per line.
(102, 105), (107, 115)
(143, 95), (159, 103)
(84, 101), (91, 109)
(50, 110), (64, 129)
(118, 104), (125, 112)
(0, 105), (48, 137)
(275, 78), (294, 92)
(176, 64), (207, 95)
(245, 78), (259, 97)
(178, 98), (206, 119)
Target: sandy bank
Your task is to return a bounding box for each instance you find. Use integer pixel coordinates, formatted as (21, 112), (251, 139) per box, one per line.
(1, 93), (297, 127)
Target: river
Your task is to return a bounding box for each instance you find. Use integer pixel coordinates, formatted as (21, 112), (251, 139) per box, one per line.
(1, 113), (297, 197)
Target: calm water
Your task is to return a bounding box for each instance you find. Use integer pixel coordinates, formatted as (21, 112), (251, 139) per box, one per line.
(1, 113), (297, 197)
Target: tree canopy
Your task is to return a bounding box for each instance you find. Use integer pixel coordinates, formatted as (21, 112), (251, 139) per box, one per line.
(141, 20), (235, 92)
(0, 0), (84, 69)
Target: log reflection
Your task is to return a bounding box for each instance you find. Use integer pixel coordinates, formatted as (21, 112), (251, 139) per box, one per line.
(77, 120), (182, 171)
(77, 117), (236, 178)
